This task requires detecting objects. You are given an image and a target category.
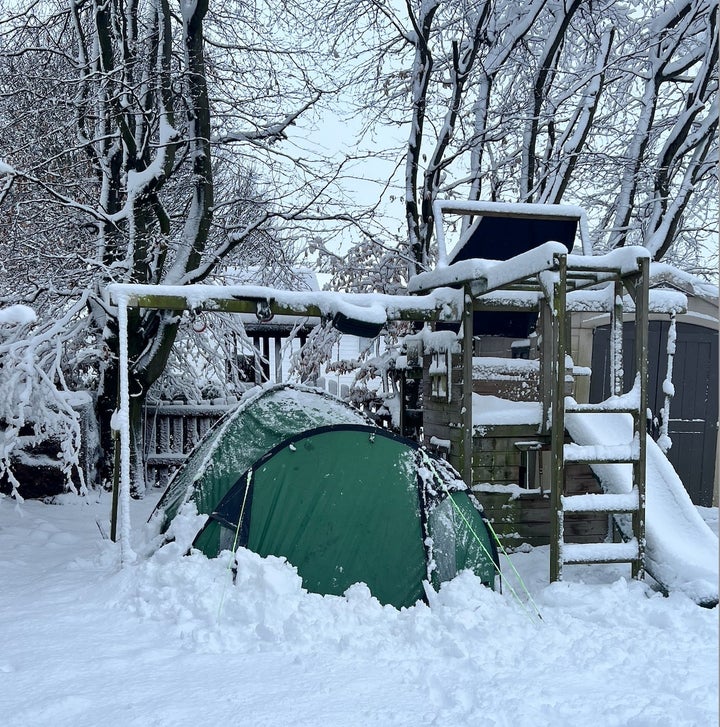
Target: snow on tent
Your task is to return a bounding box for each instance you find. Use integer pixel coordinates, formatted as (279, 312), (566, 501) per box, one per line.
(152, 385), (499, 608)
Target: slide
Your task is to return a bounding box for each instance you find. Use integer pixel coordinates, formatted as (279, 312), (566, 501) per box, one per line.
(565, 411), (719, 606)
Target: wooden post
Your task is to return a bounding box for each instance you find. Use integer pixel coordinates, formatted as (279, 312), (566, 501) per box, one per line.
(110, 429), (120, 542)
(550, 254), (567, 583)
(611, 279), (624, 396)
(632, 257), (649, 579)
(253, 336), (263, 383)
(274, 335), (282, 382)
(462, 286), (474, 487)
(538, 302), (554, 435)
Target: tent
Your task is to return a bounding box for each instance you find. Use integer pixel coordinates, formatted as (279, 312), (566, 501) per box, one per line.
(153, 385), (499, 608)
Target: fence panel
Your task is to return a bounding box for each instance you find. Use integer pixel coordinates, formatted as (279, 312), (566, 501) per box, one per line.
(144, 401), (234, 488)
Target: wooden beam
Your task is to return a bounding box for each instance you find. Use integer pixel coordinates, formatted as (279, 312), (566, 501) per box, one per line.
(124, 293), (463, 323)
(462, 285), (474, 487)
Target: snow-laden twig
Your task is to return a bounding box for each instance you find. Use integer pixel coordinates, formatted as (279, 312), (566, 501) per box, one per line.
(0, 295), (91, 499)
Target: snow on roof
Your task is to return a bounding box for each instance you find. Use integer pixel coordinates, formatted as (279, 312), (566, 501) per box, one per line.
(565, 246), (651, 275)
(434, 200), (587, 219)
(409, 244), (652, 296)
(649, 262), (719, 303)
(408, 241), (568, 294)
(566, 286), (687, 314)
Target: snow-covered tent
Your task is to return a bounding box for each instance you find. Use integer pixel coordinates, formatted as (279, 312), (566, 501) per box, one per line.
(152, 385), (499, 608)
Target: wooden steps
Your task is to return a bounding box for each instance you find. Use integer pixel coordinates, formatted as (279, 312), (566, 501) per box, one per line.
(561, 539), (639, 565)
(553, 409), (645, 577)
(563, 441), (639, 464)
(548, 254), (649, 582)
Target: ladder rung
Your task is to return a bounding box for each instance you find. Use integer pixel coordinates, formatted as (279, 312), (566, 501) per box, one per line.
(561, 539), (639, 565)
(564, 402), (639, 415)
(564, 442), (638, 464)
(561, 489), (639, 513)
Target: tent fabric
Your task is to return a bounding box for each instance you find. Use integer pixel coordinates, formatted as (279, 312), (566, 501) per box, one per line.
(156, 385), (499, 608)
(152, 385), (369, 529)
(197, 427), (428, 607)
(428, 492), (497, 588)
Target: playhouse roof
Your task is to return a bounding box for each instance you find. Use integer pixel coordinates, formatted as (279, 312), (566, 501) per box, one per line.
(447, 208), (579, 265)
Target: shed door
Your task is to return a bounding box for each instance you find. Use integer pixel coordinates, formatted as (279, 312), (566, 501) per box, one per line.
(590, 321), (718, 506)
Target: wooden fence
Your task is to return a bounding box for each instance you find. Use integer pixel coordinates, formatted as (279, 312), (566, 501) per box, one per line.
(143, 400), (235, 488)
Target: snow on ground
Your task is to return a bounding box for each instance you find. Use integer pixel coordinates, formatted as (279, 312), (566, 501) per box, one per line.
(0, 492), (717, 727)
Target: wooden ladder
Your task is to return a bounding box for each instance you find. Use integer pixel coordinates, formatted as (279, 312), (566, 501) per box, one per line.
(546, 254), (649, 582)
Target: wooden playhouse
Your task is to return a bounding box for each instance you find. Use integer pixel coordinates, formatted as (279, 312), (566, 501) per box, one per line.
(110, 201), (718, 599)
(405, 201), (658, 582)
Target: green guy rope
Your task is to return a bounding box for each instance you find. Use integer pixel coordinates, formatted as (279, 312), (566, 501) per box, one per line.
(483, 516), (544, 621)
(442, 483), (542, 623)
(421, 452), (543, 622)
(217, 469), (253, 620)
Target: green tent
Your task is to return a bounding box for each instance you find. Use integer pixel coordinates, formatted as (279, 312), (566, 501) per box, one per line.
(154, 385), (499, 608)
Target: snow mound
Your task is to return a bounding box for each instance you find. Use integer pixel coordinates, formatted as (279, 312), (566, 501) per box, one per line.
(113, 534), (518, 658)
(1, 497), (717, 727)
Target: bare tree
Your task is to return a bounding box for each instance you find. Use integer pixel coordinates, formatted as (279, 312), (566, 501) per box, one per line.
(329, 0), (717, 275)
(601, 0), (717, 261)
(0, 0), (347, 493)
